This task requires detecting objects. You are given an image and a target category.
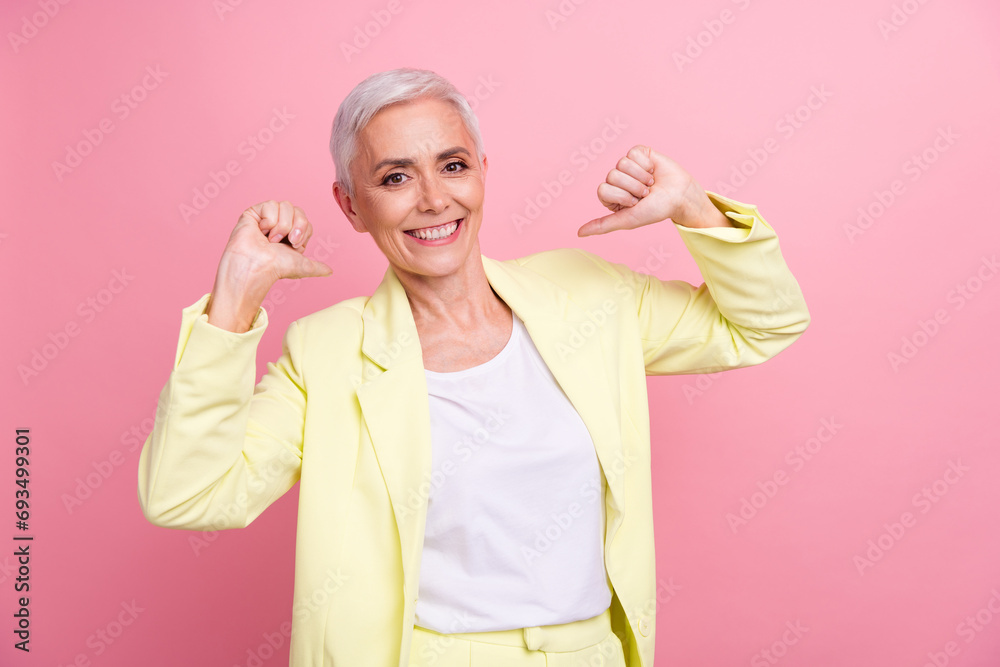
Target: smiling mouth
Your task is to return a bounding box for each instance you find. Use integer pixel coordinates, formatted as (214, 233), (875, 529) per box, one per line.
(405, 218), (463, 241)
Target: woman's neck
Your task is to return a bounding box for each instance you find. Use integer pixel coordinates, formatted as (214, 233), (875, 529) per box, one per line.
(396, 254), (508, 333)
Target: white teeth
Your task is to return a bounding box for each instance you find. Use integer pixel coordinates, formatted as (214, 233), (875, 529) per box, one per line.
(407, 220), (460, 240)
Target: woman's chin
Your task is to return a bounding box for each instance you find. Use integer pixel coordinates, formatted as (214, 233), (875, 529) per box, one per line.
(394, 245), (480, 280)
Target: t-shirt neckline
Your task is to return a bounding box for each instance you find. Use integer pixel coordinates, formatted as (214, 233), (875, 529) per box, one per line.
(424, 312), (522, 379)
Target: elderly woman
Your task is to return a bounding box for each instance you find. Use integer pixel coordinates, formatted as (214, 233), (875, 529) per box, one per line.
(138, 68), (809, 667)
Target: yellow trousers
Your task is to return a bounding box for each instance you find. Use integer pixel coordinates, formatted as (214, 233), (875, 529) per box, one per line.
(409, 607), (626, 666)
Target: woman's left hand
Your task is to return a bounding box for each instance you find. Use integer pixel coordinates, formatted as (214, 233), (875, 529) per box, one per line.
(577, 145), (732, 236)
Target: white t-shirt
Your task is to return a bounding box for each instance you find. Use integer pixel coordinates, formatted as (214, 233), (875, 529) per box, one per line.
(413, 310), (613, 634)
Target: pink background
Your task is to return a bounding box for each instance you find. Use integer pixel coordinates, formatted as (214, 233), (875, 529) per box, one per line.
(3, 0), (1000, 665)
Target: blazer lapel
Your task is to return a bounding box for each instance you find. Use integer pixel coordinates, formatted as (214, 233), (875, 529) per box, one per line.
(355, 253), (626, 593)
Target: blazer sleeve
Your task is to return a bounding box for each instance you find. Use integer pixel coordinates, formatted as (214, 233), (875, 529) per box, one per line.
(137, 293), (306, 530)
(606, 191), (811, 375)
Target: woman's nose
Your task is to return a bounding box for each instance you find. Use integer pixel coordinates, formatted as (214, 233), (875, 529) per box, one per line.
(417, 175), (448, 212)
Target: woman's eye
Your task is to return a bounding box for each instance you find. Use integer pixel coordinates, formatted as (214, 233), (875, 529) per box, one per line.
(445, 160), (468, 172)
(382, 173), (405, 185)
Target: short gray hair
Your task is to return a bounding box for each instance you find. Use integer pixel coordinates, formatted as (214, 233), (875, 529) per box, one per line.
(329, 68), (486, 197)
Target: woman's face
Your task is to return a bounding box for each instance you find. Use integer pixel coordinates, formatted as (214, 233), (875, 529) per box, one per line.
(334, 97), (488, 282)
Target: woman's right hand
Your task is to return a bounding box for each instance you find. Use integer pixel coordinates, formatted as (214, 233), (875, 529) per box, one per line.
(206, 200), (334, 333)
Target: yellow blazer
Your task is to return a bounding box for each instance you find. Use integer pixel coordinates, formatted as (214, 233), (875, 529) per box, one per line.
(137, 192), (810, 667)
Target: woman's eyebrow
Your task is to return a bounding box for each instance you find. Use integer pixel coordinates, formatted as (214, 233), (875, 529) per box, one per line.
(371, 146), (472, 175)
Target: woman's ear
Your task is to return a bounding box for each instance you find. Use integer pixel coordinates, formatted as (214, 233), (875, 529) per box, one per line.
(332, 181), (368, 233)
